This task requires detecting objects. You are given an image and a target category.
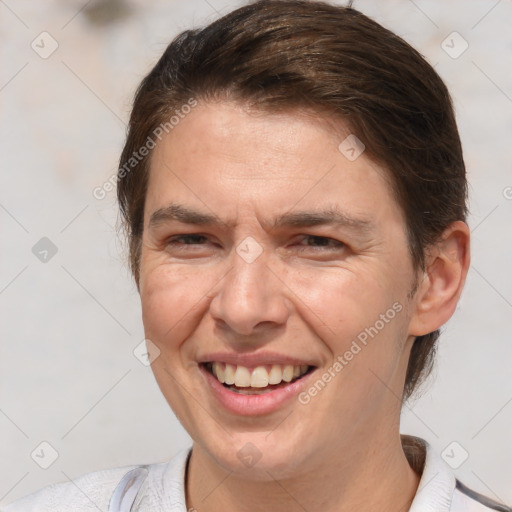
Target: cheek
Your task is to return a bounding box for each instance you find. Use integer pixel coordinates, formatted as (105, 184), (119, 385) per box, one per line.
(140, 263), (214, 354)
(290, 263), (412, 408)
(296, 268), (410, 415)
(288, 263), (405, 342)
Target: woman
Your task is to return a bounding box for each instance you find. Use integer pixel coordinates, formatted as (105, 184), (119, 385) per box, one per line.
(4, 1), (511, 510)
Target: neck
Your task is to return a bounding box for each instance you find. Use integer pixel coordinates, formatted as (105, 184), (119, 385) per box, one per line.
(186, 432), (421, 512)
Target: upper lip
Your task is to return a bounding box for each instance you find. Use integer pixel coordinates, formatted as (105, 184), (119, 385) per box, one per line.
(197, 351), (317, 368)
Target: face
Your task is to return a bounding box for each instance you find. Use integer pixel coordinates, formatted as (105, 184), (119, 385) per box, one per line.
(139, 101), (418, 478)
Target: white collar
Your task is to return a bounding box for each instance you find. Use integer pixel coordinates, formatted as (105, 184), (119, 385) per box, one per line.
(150, 436), (488, 512)
(403, 435), (456, 511)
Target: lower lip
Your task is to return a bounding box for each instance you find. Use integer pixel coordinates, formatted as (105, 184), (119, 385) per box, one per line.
(200, 365), (314, 416)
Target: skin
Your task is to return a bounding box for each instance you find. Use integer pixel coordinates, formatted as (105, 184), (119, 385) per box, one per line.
(139, 101), (470, 512)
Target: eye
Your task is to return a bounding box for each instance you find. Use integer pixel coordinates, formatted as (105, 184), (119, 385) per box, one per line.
(294, 235), (345, 250)
(167, 234), (209, 246)
(164, 234), (345, 255)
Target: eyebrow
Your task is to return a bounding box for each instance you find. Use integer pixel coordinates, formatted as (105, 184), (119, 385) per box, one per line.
(148, 202), (374, 233)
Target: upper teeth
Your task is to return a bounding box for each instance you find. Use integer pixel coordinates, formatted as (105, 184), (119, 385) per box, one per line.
(211, 363), (309, 388)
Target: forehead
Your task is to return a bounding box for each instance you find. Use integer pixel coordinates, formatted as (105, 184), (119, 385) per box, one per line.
(145, 101), (402, 230)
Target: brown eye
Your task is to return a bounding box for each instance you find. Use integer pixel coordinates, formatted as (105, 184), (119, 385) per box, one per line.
(167, 234), (209, 246)
(295, 235), (345, 250)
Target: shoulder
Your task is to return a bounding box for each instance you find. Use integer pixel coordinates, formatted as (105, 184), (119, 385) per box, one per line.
(1, 464), (142, 512)
(0, 448), (191, 512)
(451, 480), (512, 512)
(402, 435), (511, 512)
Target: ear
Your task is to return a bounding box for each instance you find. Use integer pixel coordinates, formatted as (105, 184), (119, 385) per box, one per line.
(408, 221), (470, 337)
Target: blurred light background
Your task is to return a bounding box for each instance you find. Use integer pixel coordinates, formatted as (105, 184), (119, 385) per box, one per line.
(1, 0), (511, 506)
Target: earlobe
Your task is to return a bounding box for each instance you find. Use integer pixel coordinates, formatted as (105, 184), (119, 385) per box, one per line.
(408, 221), (470, 337)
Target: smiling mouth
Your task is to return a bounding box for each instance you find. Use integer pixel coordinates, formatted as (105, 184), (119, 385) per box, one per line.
(202, 362), (314, 394)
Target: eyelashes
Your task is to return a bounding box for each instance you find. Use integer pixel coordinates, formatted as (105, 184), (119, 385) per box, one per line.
(165, 234), (346, 252)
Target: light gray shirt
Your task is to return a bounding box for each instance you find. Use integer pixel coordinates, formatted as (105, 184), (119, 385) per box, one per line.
(2, 436), (510, 511)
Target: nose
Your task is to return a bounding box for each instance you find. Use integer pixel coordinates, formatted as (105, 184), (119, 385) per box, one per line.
(209, 247), (291, 338)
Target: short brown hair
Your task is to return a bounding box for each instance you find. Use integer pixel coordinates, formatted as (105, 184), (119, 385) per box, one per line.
(117, 0), (468, 402)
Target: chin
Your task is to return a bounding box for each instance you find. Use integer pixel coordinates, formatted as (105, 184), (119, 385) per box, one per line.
(199, 432), (312, 481)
